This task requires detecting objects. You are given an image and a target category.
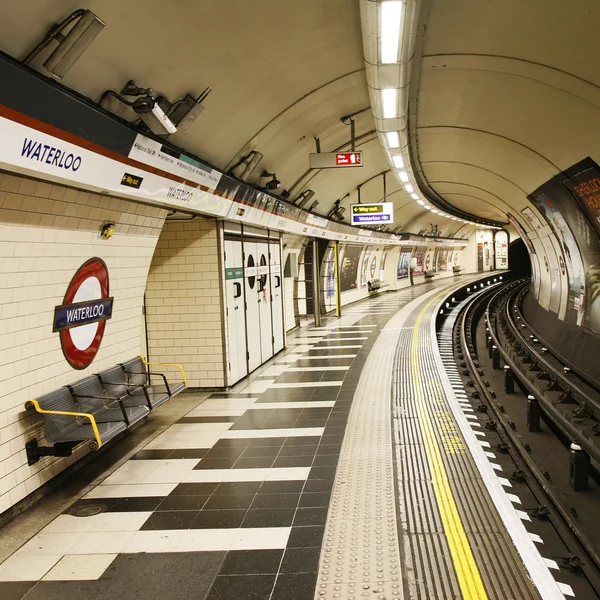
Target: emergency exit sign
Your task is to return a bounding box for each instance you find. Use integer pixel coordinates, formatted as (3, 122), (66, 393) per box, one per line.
(309, 151), (363, 169)
(350, 202), (394, 225)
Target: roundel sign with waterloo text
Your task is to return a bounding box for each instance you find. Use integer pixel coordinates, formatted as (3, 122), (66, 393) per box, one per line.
(53, 258), (114, 369)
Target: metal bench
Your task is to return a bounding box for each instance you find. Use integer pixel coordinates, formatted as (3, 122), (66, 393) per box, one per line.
(25, 356), (187, 465)
(424, 270), (436, 280)
(367, 279), (382, 292)
(452, 265), (462, 274)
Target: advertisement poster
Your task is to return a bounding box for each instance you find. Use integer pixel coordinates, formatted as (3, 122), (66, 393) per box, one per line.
(438, 248), (448, 271)
(380, 246), (391, 281)
(530, 162), (600, 333)
(360, 246), (373, 288)
(397, 248), (413, 279)
(413, 249), (425, 276)
(322, 244), (336, 298)
(340, 244), (362, 292)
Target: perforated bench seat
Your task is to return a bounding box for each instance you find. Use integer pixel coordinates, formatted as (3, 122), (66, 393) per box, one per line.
(25, 356), (188, 464)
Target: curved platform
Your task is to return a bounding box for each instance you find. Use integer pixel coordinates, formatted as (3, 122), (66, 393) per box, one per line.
(0, 277), (568, 600)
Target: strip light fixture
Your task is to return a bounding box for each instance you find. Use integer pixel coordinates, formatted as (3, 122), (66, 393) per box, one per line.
(359, 0), (502, 231)
(380, 1), (403, 63)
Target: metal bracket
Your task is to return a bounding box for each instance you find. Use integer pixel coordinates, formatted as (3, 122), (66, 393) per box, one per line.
(26, 438), (79, 466)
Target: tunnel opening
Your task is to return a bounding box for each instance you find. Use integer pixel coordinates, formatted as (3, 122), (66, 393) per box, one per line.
(508, 238), (531, 278)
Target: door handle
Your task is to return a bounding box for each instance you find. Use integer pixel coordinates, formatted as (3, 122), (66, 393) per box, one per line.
(275, 275), (281, 288)
(234, 282), (242, 298)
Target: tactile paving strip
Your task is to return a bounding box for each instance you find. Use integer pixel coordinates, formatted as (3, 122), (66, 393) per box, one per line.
(313, 291), (429, 600)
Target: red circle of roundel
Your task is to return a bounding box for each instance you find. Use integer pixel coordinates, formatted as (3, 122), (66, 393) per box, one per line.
(60, 258), (110, 370)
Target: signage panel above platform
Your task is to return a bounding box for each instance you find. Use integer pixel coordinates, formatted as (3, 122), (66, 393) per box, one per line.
(309, 151), (363, 169)
(351, 202), (394, 225)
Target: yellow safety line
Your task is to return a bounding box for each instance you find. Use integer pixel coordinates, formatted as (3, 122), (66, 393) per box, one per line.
(410, 288), (488, 600)
(26, 399), (103, 449)
(334, 241), (341, 318)
(140, 356), (188, 387)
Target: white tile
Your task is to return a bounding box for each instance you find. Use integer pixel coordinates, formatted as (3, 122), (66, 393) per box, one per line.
(68, 531), (137, 555)
(186, 409), (246, 417)
(232, 527), (291, 550)
(16, 533), (84, 556)
(0, 554), (62, 582)
(101, 459), (199, 485)
(167, 423), (234, 433)
(301, 354), (357, 359)
(84, 484), (177, 499)
(183, 466), (310, 483)
(273, 354), (304, 363)
(506, 493), (522, 504)
(320, 337), (368, 341)
(287, 366), (349, 372)
(557, 582), (575, 597)
(251, 401), (335, 409)
(239, 380), (275, 393)
(269, 382), (342, 389)
(195, 398), (258, 411)
(259, 366), (289, 377)
(222, 427), (324, 438)
(543, 557), (559, 570)
(43, 554), (117, 581)
(121, 528), (289, 553)
(145, 432), (222, 450)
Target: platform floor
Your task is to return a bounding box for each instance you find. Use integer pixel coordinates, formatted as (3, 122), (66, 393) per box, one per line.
(0, 277), (568, 600)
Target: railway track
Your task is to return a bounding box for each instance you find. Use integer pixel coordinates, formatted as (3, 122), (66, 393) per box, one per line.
(437, 278), (600, 599)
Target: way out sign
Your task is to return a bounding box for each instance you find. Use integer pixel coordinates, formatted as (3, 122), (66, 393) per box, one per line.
(350, 202), (394, 225)
(53, 258), (114, 369)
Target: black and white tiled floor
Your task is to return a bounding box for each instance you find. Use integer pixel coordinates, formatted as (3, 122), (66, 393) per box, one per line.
(0, 282), (456, 600)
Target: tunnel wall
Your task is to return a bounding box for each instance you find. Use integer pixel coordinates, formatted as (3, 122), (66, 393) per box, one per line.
(0, 171), (166, 515)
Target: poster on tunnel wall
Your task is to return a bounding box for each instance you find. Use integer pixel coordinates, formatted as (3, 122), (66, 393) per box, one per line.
(413, 249), (425, 276)
(522, 207), (564, 318)
(339, 244), (362, 292)
(397, 248), (412, 279)
(530, 161), (600, 334)
(360, 246), (373, 288)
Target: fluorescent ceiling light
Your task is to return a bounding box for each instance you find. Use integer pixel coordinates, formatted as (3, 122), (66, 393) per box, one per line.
(411, 194), (419, 200)
(417, 199), (425, 205)
(382, 89), (397, 118)
(404, 184), (414, 193)
(398, 170), (409, 182)
(431, 210), (439, 214)
(392, 155), (404, 169)
(386, 131), (400, 148)
(425, 205), (432, 210)
(381, 1), (403, 64)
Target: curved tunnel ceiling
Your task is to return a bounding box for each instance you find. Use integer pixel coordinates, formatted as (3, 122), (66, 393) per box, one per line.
(0, 0), (598, 241)
(411, 0), (600, 236)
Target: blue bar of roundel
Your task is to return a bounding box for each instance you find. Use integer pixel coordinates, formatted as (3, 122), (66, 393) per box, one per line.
(53, 298), (114, 331)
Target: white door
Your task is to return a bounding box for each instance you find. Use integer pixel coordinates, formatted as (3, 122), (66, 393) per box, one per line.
(224, 239), (247, 385)
(244, 242), (262, 372)
(270, 240), (285, 354)
(257, 242), (273, 363)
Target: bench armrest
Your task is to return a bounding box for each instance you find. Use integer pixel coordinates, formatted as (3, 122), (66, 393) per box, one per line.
(24, 399), (103, 449)
(140, 356), (188, 387)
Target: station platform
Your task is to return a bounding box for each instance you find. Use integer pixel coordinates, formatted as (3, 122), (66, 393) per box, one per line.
(0, 277), (567, 600)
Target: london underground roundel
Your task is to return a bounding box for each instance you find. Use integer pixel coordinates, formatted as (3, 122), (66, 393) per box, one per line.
(53, 258), (113, 369)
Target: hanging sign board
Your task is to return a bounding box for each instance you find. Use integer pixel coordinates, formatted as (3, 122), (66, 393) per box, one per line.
(309, 151), (363, 169)
(350, 202), (394, 225)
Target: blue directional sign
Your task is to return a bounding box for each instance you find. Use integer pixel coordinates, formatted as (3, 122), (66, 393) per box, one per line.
(350, 202), (394, 226)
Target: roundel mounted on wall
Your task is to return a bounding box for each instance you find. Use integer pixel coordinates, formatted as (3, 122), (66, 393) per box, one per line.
(53, 258), (114, 369)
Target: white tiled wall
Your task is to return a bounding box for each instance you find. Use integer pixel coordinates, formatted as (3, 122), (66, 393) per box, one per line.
(0, 171), (167, 515)
(145, 219), (226, 388)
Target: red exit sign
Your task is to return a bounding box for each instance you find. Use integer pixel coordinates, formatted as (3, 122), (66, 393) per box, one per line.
(309, 151), (364, 169)
(336, 152), (362, 166)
